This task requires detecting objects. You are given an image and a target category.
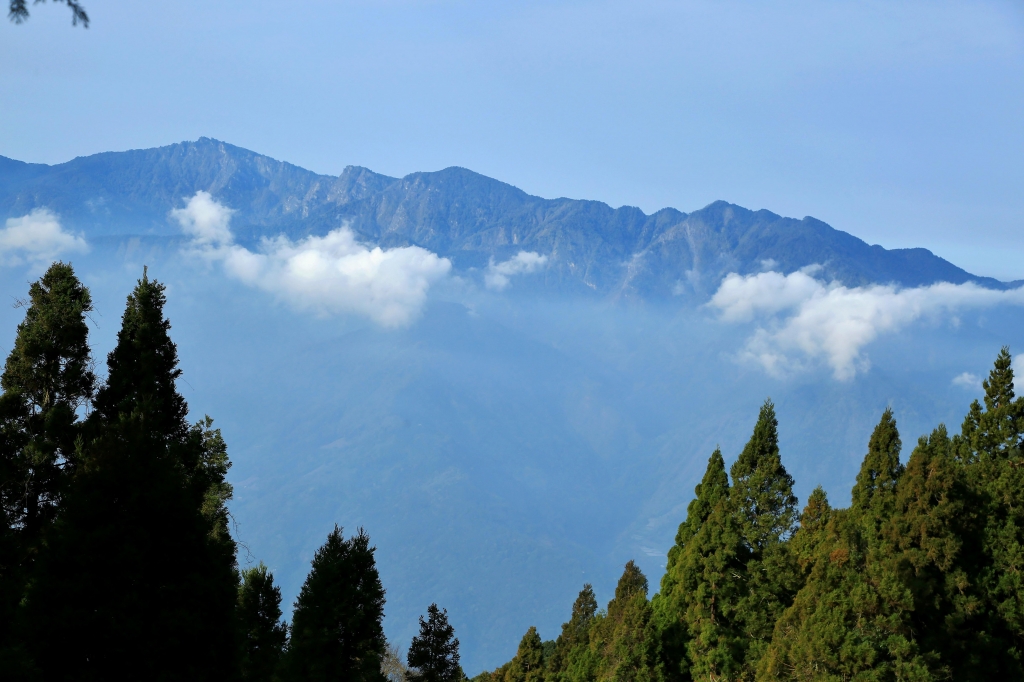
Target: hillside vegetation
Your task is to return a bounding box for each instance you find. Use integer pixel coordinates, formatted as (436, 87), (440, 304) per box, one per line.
(1, 262), (1021, 681)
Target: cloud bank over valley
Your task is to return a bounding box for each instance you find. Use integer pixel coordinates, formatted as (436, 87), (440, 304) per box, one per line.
(173, 191), (452, 327)
(0, 209), (88, 268)
(710, 269), (1024, 380)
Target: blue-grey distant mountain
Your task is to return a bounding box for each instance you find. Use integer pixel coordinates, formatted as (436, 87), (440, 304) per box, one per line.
(0, 137), (1013, 297)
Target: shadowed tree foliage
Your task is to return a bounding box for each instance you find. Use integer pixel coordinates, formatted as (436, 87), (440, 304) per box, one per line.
(22, 269), (240, 681)
(239, 563), (288, 682)
(0, 262), (95, 675)
(8, 0), (88, 26)
(406, 603), (462, 682)
(285, 525), (387, 682)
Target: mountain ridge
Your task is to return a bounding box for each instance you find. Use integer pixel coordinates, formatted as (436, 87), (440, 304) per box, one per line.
(0, 137), (1015, 296)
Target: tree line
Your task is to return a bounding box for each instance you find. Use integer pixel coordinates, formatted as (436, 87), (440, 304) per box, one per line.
(3, 262), (1022, 681)
(0, 263), (464, 682)
(475, 356), (1024, 681)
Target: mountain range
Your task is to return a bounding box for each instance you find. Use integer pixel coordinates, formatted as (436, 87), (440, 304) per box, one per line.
(2, 139), (1021, 673)
(1, 137), (1014, 298)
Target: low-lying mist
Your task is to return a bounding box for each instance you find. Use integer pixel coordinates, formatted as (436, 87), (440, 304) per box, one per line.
(0, 241), (1019, 673)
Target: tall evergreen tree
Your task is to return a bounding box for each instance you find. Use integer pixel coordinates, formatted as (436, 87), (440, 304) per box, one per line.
(92, 267), (187, 440)
(654, 448), (734, 682)
(545, 584), (598, 682)
(728, 400), (799, 678)
(0, 262), (94, 548)
(956, 348), (1024, 671)
(0, 262), (94, 674)
(657, 449), (746, 681)
(239, 563), (288, 682)
(506, 627), (545, 682)
(406, 604), (462, 682)
(588, 562), (661, 682)
(23, 270), (240, 681)
(285, 525), (387, 682)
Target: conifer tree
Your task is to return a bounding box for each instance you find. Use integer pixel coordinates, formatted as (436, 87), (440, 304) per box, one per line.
(0, 262), (94, 548)
(654, 448), (733, 682)
(545, 584), (598, 682)
(285, 525), (387, 682)
(956, 348), (1024, 670)
(655, 448), (746, 680)
(589, 562), (661, 682)
(23, 270), (240, 681)
(728, 400), (799, 677)
(760, 485), (932, 680)
(239, 563), (288, 682)
(506, 627), (545, 682)
(92, 266), (187, 440)
(406, 603), (462, 682)
(0, 262), (94, 673)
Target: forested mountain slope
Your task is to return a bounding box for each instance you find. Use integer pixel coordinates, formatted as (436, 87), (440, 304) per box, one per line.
(0, 138), (1013, 298)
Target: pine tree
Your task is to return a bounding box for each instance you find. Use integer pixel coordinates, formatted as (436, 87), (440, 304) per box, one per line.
(656, 449), (746, 681)
(92, 267), (187, 440)
(23, 270), (240, 681)
(0, 262), (94, 675)
(406, 604), (462, 682)
(953, 348), (1024, 678)
(589, 562), (661, 682)
(506, 627), (545, 682)
(728, 400), (799, 678)
(239, 563), (288, 682)
(756, 413), (921, 680)
(654, 448), (733, 682)
(0, 262), (94, 549)
(546, 584), (598, 682)
(285, 525), (387, 682)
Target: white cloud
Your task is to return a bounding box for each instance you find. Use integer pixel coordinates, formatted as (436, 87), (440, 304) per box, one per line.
(171, 190), (235, 246)
(709, 270), (1024, 380)
(0, 209), (88, 266)
(175, 192), (451, 327)
(485, 251), (549, 291)
(952, 372), (982, 390)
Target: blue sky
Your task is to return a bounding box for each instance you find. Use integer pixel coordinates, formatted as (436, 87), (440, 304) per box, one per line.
(2, 0), (1023, 279)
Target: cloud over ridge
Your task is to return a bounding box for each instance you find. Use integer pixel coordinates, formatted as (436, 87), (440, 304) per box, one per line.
(485, 251), (549, 291)
(0, 209), (88, 267)
(174, 191), (451, 327)
(710, 269), (1024, 380)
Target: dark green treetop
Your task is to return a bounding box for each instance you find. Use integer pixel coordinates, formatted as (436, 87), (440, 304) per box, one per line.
(286, 525), (387, 682)
(506, 626), (544, 682)
(1, 262), (94, 535)
(93, 268), (188, 441)
(238, 563), (288, 682)
(406, 603), (462, 682)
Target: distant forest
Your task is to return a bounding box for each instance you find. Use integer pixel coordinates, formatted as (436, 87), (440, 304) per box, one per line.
(1, 263), (1022, 681)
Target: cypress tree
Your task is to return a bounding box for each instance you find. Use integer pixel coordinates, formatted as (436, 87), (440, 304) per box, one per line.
(285, 525), (387, 682)
(23, 270), (240, 681)
(951, 348), (1024, 678)
(589, 562), (661, 682)
(239, 563), (288, 682)
(506, 627), (545, 682)
(0, 262), (94, 674)
(728, 400), (799, 677)
(0, 263), (94, 527)
(662, 449), (746, 681)
(406, 604), (462, 682)
(654, 448), (733, 682)
(92, 266), (187, 440)
(545, 584), (598, 682)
